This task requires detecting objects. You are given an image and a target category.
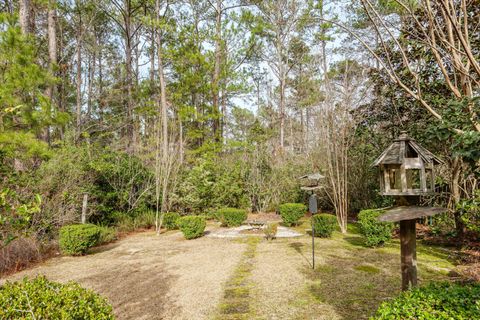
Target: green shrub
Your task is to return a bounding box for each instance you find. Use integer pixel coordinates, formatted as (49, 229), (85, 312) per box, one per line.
(97, 226), (117, 244)
(279, 203), (306, 226)
(112, 210), (155, 232)
(59, 224), (101, 255)
(216, 208), (247, 227)
(358, 209), (393, 247)
(114, 214), (135, 233)
(0, 276), (114, 319)
(133, 210), (155, 229)
(163, 212), (180, 230)
(200, 211), (217, 220)
(371, 282), (480, 320)
(312, 214), (338, 238)
(177, 216), (206, 240)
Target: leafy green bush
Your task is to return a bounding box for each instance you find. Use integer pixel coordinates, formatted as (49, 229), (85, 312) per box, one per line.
(216, 208), (247, 227)
(177, 216), (206, 240)
(312, 214), (338, 238)
(172, 157), (250, 213)
(358, 209), (393, 247)
(97, 226), (117, 244)
(0, 276), (114, 319)
(279, 203), (306, 226)
(88, 150), (154, 224)
(133, 210), (155, 229)
(163, 212), (180, 230)
(200, 211), (216, 220)
(59, 224), (101, 255)
(371, 282), (480, 320)
(112, 210), (155, 233)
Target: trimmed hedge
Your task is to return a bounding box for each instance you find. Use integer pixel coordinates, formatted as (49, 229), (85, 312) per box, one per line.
(216, 208), (247, 227)
(59, 224), (102, 255)
(358, 209), (393, 247)
(279, 203), (306, 226)
(163, 212), (180, 230)
(312, 214), (337, 238)
(0, 276), (114, 319)
(177, 216), (206, 240)
(371, 282), (480, 320)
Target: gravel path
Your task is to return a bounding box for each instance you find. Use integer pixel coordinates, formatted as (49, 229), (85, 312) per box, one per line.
(3, 226), (436, 320)
(250, 238), (339, 320)
(1, 230), (245, 320)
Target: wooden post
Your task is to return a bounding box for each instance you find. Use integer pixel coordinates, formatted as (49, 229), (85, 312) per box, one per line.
(81, 194), (88, 224)
(311, 219), (315, 269)
(400, 219), (417, 290)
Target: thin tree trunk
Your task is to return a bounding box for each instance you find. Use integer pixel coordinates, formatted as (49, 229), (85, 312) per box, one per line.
(45, 0), (57, 144)
(212, 0), (222, 143)
(149, 28), (156, 139)
(451, 157), (465, 240)
(75, 13), (82, 138)
(19, 0), (31, 34)
(97, 33), (104, 122)
(124, 0), (135, 153)
(155, 0), (170, 233)
(87, 50), (95, 120)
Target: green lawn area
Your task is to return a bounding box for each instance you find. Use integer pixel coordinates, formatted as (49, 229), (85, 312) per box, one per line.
(274, 219), (457, 320)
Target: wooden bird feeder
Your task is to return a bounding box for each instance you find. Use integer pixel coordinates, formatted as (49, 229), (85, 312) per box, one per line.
(299, 173), (325, 191)
(372, 131), (446, 290)
(373, 131), (442, 196)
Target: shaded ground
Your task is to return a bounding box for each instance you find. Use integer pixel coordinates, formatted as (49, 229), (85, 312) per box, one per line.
(1, 228), (245, 320)
(1, 220), (458, 320)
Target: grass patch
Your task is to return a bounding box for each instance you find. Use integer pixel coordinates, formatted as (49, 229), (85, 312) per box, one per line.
(354, 264), (380, 274)
(315, 264), (336, 274)
(217, 237), (260, 319)
(296, 223), (456, 320)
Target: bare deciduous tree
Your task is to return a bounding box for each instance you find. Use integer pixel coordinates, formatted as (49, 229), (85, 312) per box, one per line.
(316, 60), (370, 233)
(329, 0), (480, 133)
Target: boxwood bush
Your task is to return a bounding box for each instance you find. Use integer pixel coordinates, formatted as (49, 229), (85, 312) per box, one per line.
(177, 216), (206, 239)
(59, 224), (102, 255)
(0, 276), (114, 319)
(312, 214), (338, 238)
(371, 282), (480, 320)
(216, 208), (247, 227)
(279, 203), (306, 226)
(163, 212), (180, 230)
(358, 209), (393, 247)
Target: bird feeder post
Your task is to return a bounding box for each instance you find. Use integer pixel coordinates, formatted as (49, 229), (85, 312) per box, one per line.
(373, 131), (445, 291)
(299, 173), (325, 270)
(395, 195), (419, 290)
(400, 218), (417, 290)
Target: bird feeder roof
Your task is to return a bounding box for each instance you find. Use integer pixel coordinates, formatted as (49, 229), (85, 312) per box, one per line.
(372, 132), (443, 167)
(299, 173), (325, 180)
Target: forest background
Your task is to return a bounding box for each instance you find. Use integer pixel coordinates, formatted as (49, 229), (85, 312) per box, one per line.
(1, 0), (479, 273)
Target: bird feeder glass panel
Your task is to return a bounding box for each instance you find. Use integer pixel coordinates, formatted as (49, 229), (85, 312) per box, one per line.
(373, 132), (442, 196)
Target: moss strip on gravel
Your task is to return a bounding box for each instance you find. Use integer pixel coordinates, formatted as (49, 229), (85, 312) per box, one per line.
(217, 237), (260, 319)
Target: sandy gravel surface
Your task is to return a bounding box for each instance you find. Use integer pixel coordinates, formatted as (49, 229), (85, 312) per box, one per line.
(1, 229), (246, 320)
(251, 238), (339, 320)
